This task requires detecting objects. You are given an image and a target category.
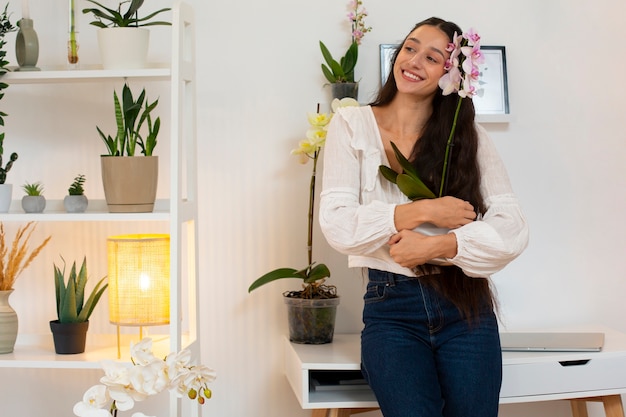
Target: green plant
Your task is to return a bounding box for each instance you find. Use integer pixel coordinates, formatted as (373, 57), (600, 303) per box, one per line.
(0, 5), (17, 185)
(97, 83), (161, 156)
(54, 256), (107, 323)
(68, 174), (86, 195)
(319, 0), (371, 84)
(248, 100), (360, 299)
(82, 0), (171, 28)
(21, 182), (44, 196)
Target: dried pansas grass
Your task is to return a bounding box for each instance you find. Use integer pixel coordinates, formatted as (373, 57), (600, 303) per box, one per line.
(0, 222), (52, 291)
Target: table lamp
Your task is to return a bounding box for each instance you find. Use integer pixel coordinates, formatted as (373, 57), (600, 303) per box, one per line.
(107, 234), (170, 358)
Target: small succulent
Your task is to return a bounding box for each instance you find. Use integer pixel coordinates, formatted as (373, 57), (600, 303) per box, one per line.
(22, 181), (44, 196)
(68, 174), (86, 195)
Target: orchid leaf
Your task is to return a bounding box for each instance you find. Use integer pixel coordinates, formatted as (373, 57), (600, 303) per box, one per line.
(396, 173), (436, 200)
(247, 268), (299, 293)
(303, 263), (331, 284)
(390, 141), (419, 179)
(379, 165), (399, 184)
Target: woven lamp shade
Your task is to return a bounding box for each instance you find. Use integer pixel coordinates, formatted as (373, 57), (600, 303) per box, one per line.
(107, 234), (170, 326)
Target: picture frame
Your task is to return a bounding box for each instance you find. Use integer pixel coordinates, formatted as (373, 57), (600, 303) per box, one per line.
(379, 44), (510, 116)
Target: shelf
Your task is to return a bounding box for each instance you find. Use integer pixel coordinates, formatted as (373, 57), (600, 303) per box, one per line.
(0, 199), (171, 221)
(3, 64), (171, 84)
(0, 333), (197, 369)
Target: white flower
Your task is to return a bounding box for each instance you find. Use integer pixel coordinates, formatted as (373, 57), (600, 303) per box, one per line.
(130, 338), (158, 366)
(129, 359), (169, 396)
(165, 348), (192, 380)
(331, 97), (359, 112)
(73, 385), (112, 417)
(172, 364), (217, 397)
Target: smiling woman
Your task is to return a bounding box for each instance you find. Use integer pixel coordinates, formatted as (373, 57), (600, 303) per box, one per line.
(319, 16), (528, 417)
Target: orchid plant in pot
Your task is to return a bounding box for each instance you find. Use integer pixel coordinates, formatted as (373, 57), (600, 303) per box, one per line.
(319, 0), (372, 100)
(248, 98), (359, 344)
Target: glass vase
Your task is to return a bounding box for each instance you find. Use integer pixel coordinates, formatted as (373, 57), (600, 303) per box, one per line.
(67, 0), (79, 67)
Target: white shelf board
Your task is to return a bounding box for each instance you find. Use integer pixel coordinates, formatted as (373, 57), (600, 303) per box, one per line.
(0, 199), (170, 221)
(0, 333), (196, 369)
(3, 64), (171, 84)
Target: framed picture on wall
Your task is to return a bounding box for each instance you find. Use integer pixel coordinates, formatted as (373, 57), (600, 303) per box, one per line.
(379, 44), (510, 116)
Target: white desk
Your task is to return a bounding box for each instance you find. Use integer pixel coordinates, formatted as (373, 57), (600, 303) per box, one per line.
(284, 329), (626, 417)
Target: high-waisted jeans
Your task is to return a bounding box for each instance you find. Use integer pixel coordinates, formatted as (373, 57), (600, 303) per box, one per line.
(361, 269), (501, 417)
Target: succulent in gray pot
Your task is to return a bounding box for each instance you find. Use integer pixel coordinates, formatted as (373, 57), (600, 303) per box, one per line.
(50, 256), (107, 354)
(21, 181), (45, 213)
(82, 0), (171, 69)
(63, 174), (88, 213)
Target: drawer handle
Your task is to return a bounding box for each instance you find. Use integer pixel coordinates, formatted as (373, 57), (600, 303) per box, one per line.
(559, 360), (590, 367)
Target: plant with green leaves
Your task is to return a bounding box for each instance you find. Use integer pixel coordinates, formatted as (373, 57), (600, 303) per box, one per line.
(82, 0), (171, 28)
(68, 174), (86, 195)
(97, 83), (161, 156)
(0, 5), (17, 185)
(379, 142), (436, 200)
(54, 256), (107, 324)
(21, 181), (44, 196)
(319, 0), (371, 84)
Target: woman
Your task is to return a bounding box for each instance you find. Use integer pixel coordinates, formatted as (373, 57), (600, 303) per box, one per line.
(319, 17), (529, 417)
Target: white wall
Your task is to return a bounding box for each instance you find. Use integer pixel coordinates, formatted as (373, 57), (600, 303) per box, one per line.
(0, 0), (624, 416)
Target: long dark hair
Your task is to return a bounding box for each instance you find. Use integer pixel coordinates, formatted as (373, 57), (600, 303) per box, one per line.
(372, 18), (493, 321)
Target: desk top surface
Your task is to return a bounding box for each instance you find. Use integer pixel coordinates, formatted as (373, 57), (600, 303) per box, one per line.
(287, 327), (626, 369)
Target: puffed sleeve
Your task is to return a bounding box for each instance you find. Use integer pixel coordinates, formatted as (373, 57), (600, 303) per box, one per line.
(448, 125), (529, 277)
(319, 107), (398, 255)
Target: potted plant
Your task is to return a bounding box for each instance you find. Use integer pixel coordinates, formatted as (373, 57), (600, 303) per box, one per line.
(21, 181), (45, 213)
(97, 83), (161, 213)
(319, 0), (371, 100)
(0, 6), (16, 213)
(82, 0), (171, 69)
(64, 174), (88, 213)
(248, 100), (358, 344)
(50, 256), (107, 354)
(0, 222), (51, 353)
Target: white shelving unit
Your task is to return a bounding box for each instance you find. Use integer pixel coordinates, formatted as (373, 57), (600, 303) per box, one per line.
(0, 2), (198, 416)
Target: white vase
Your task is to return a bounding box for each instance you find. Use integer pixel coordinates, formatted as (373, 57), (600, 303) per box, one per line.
(0, 290), (18, 354)
(97, 27), (149, 70)
(0, 184), (12, 213)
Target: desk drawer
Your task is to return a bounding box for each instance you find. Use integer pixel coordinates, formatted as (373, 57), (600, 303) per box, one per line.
(501, 355), (626, 398)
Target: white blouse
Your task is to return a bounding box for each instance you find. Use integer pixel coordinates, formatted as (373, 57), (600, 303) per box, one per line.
(319, 105), (529, 278)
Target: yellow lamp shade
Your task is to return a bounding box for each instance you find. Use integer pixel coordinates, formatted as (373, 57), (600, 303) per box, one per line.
(107, 234), (170, 326)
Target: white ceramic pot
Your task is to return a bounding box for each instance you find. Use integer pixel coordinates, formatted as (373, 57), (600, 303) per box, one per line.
(0, 184), (12, 213)
(97, 27), (149, 70)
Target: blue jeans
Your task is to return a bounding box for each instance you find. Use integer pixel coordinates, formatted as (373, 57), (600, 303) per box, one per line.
(361, 269), (501, 417)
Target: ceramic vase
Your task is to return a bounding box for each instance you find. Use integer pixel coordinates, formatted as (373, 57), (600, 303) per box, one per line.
(0, 290), (18, 354)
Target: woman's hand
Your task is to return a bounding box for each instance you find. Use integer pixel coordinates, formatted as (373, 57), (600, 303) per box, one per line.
(388, 230), (458, 268)
(394, 196), (476, 231)
(425, 196), (476, 229)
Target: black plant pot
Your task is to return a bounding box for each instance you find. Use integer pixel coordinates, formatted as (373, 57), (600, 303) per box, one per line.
(49, 320), (89, 354)
(283, 296), (340, 344)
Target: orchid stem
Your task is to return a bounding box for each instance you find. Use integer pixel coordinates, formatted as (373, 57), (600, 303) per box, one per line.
(439, 97), (462, 197)
(307, 151), (318, 270)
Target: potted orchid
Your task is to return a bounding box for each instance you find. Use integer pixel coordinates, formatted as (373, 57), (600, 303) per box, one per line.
(74, 337), (216, 417)
(320, 0), (372, 100)
(379, 29), (485, 199)
(248, 98), (359, 344)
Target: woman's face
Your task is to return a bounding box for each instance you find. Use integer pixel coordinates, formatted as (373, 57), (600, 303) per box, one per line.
(393, 25), (450, 99)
